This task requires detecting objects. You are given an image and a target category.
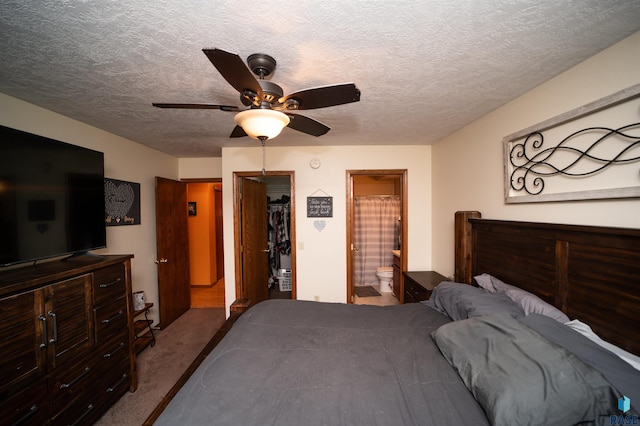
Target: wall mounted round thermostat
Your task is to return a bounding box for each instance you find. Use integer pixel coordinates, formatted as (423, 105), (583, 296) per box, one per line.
(309, 158), (321, 169)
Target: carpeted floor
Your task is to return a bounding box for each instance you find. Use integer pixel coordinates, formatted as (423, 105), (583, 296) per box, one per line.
(95, 308), (226, 426)
(355, 285), (381, 297)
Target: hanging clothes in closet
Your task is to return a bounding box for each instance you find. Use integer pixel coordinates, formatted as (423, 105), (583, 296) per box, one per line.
(268, 196), (290, 287)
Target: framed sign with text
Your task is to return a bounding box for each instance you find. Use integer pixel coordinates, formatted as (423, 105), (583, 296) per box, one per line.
(307, 196), (333, 217)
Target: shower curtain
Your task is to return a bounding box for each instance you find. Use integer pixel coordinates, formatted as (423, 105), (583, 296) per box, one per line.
(353, 196), (401, 286)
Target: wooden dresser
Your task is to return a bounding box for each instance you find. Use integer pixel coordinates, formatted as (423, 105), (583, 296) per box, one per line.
(403, 271), (447, 303)
(0, 254), (137, 425)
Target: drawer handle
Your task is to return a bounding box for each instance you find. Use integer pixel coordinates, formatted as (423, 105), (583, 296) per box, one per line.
(38, 315), (48, 349)
(102, 310), (124, 324)
(14, 404), (38, 425)
(71, 403), (94, 426)
(103, 342), (126, 358)
(60, 366), (91, 390)
(47, 311), (58, 344)
(106, 372), (128, 393)
(99, 278), (122, 288)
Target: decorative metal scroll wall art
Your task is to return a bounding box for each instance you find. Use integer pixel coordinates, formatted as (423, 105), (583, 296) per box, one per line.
(504, 84), (640, 203)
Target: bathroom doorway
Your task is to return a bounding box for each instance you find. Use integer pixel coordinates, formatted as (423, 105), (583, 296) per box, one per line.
(346, 170), (407, 305)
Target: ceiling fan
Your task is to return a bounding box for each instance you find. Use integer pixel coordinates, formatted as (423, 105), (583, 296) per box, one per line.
(153, 48), (361, 140)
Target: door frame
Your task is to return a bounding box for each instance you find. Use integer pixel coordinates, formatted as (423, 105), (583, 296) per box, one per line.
(233, 171), (297, 301)
(346, 169), (408, 303)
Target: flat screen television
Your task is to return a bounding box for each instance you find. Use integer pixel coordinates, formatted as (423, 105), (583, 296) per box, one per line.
(0, 124), (106, 267)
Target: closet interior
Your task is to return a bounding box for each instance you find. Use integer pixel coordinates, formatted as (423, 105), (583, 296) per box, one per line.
(266, 177), (292, 299)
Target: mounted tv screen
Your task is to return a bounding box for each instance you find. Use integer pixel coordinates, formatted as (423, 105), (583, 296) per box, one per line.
(0, 124), (106, 267)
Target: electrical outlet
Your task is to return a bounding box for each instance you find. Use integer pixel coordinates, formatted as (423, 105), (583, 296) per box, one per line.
(314, 295), (319, 302)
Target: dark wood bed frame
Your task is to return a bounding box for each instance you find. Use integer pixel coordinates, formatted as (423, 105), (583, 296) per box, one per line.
(454, 211), (640, 357)
(144, 211), (640, 423)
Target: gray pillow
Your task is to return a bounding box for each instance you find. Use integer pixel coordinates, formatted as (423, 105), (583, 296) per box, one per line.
(474, 273), (570, 322)
(428, 281), (524, 321)
(521, 314), (640, 411)
(432, 313), (625, 426)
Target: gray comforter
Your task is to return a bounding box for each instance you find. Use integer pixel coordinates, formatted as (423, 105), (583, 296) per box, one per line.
(155, 299), (490, 426)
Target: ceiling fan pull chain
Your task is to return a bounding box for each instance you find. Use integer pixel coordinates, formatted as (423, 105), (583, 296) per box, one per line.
(260, 136), (267, 175)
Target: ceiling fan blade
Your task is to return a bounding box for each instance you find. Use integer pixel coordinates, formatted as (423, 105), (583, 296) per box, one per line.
(285, 113), (330, 137)
(203, 49), (262, 98)
(277, 83), (360, 110)
(229, 125), (247, 138)
(152, 103), (240, 111)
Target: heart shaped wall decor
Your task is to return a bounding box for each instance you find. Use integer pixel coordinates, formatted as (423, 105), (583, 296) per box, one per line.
(105, 181), (135, 218)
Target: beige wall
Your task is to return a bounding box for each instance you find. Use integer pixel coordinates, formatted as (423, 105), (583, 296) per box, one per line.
(431, 32), (640, 278)
(0, 93), (177, 326)
(179, 157), (222, 179)
(221, 145), (432, 312)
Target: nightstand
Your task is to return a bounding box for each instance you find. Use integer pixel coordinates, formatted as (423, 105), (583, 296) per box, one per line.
(403, 271), (447, 303)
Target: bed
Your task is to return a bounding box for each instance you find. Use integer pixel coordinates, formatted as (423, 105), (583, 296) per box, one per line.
(147, 212), (640, 425)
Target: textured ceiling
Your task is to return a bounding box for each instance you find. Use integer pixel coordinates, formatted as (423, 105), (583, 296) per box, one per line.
(1, 1), (639, 158)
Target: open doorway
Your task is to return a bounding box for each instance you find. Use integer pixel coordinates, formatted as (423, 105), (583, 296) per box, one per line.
(346, 170), (408, 305)
(185, 180), (225, 309)
(233, 171), (296, 306)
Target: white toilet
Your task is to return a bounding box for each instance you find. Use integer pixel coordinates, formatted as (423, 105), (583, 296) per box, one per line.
(376, 266), (394, 292)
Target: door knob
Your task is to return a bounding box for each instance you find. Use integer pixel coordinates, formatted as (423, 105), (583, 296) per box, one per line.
(351, 244), (360, 252)
(155, 258), (168, 264)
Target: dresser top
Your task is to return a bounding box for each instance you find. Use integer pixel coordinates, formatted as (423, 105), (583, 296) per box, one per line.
(0, 254), (133, 297)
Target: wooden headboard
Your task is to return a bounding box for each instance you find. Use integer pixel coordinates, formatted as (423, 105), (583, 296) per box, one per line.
(454, 211), (640, 356)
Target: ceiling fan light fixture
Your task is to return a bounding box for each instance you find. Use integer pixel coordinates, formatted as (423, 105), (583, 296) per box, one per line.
(234, 109), (290, 140)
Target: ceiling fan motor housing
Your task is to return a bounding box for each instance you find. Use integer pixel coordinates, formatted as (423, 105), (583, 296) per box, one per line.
(258, 80), (283, 104)
(241, 79), (284, 107)
(247, 53), (276, 77)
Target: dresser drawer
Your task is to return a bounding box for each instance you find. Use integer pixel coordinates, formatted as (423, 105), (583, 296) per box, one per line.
(97, 360), (131, 409)
(49, 336), (130, 424)
(50, 391), (99, 426)
(95, 296), (128, 342)
(405, 279), (430, 302)
(93, 263), (127, 306)
(0, 378), (49, 426)
(403, 271), (446, 303)
(93, 347), (132, 410)
(49, 353), (98, 415)
(96, 331), (130, 363)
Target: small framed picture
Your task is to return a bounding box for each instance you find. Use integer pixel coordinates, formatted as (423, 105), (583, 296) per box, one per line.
(188, 201), (197, 216)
